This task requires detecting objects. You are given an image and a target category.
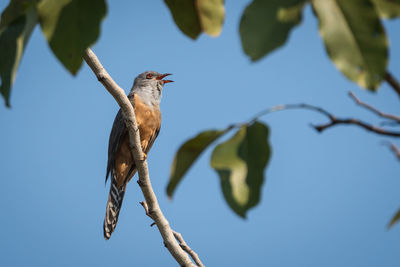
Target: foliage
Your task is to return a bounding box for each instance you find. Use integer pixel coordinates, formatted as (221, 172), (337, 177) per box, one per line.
(312, 0), (388, 90)
(0, 0), (37, 107)
(239, 0), (306, 61)
(210, 122), (271, 217)
(167, 129), (229, 198)
(38, 0), (106, 74)
(167, 122), (272, 217)
(164, 0), (224, 39)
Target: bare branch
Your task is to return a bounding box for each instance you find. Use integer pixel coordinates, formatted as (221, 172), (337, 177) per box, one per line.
(83, 48), (199, 267)
(139, 201), (154, 220)
(140, 201), (204, 266)
(250, 103), (400, 137)
(313, 118), (400, 137)
(349, 91), (400, 123)
(383, 141), (400, 160)
(385, 71), (400, 98)
(173, 231), (204, 267)
(390, 143), (400, 160)
(296, 104), (400, 137)
(249, 103), (335, 123)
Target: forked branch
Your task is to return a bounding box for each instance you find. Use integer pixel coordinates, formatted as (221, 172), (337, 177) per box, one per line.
(140, 201), (204, 267)
(83, 48), (201, 267)
(348, 91), (400, 123)
(249, 103), (400, 137)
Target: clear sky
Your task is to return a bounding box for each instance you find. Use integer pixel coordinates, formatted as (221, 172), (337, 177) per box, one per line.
(0, 1), (399, 266)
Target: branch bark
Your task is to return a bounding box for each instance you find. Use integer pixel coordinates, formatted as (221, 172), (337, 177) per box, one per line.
(390, 143), (400, 160)
(140, 201), (204, 267)
(348, 91), (400, 123)
(297, 104), (400, 137)
(312, 117), (400, 137)
(383, 141), (400, 160)
(385, 71), (400, 98)
(83, 48), (200, 267)
(250, 103), (400, 137)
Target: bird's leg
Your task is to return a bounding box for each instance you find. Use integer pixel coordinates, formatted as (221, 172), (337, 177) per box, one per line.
(141, 152), (147, 161)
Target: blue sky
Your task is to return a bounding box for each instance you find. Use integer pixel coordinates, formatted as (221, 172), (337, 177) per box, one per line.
(1, 1), (399, 266)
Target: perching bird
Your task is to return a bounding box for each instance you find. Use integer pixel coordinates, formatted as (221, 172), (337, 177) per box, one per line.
(103, 71), (173, 240)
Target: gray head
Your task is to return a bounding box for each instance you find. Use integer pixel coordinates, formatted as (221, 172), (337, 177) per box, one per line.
(129, 71), (173, 106)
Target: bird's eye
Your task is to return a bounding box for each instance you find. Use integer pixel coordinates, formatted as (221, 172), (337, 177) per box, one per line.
(146, 73), (153, 79)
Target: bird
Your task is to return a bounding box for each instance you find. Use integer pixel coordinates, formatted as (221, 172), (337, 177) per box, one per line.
(103, 71), (173, 240)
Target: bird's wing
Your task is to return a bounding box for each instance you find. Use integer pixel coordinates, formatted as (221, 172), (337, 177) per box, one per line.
(120, 124), (161, 189)
(123, 96), (162, 186)
(144, 125), (161, 155)
(106, 109), (127, 183)
(107, 94), (162, 187)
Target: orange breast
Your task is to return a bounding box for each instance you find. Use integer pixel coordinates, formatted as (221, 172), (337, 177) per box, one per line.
(113, 94), (161, 188)
(134, 94), (161, 151)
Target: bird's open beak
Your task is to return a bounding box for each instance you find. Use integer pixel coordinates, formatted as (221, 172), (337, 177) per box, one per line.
(156, 73), (174, 84)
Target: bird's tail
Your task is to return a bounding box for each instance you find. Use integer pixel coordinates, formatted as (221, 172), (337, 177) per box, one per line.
(103, 179), (126, 240)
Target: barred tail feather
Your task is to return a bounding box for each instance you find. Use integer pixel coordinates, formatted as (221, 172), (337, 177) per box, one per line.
(103, 180), (126, 240)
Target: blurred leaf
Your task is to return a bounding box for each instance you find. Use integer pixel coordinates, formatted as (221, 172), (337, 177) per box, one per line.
(164, 0), (225, 39)
(38, 0), (106, 75)
(210, 122), (271, 218)
(388, 208), (400, 229)
(0, 0), (38, 107)
(197, 0), (225, 36)
(312, 0), (388, 90)
(239, 0), (307, 61)
(371, 0), (400, 19)
(167, 128), (229, 198)
(0, 0), (36, 28)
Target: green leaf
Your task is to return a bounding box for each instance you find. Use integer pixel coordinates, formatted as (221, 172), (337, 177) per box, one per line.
(167, 129), (229, 198)
(164, 0), (225, 39)
(388, 208), (400, 229)
(312, 0), (388, 90)
(371, 0), (400, 19)
(0, 0), (38, 107)
(0, 0), (36, 28)
(37, 0), (106, 75)
(239, 0), (307, 61)
(210, 122), (271, 218)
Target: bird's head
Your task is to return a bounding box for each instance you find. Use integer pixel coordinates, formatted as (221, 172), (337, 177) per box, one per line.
(130, 71), (173, 105)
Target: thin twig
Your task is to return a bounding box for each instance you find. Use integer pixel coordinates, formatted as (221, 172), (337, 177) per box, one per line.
(385, 71), (400, 98)
(173, 231), (204, 267)
(348, 91), (400, 123)
(383, 141), (400, 160)
(390, 143), (400, 160)
(140, 201), (204, 266)
(83, 48), (199, 267)
(248, 103), (334, 123)
(313, 118), (400, 137)
(139, 201), (158, 227)
(248, 103), (400, 137)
